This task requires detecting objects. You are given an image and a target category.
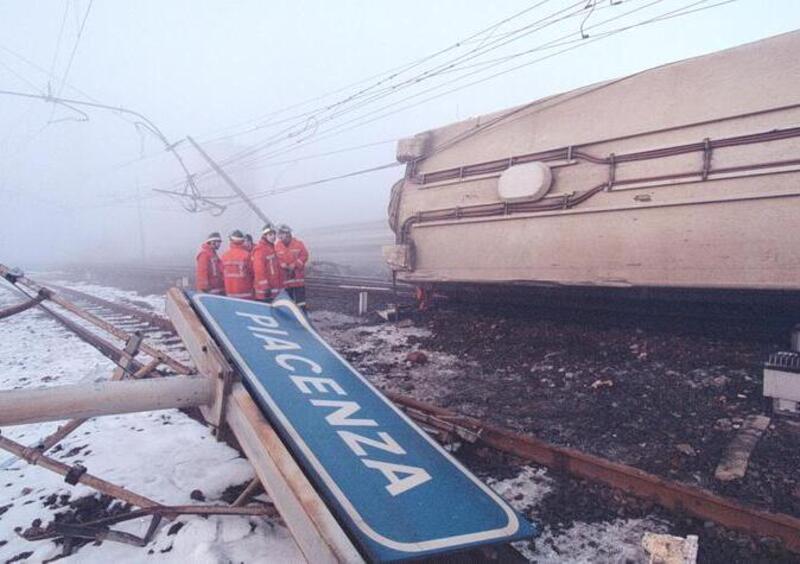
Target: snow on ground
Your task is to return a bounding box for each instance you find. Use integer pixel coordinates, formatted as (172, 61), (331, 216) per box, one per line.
(312, 312), (473, 402)
(487, 466), (554, 513)
(0, 286), (303, 563)
(312, 312), (676, 564)
(1, 281), (670, 563)
(519, 517), (671, 564)
(489, 466), (670, 563)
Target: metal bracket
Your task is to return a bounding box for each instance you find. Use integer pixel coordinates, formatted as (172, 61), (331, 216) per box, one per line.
(64, 464), (87, 485)
(702, 137), (713, 180)
(2, 268), (23, 284)
(606, 153), (617, 191)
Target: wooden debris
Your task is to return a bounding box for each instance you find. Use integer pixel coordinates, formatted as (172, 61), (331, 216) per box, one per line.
(642, 532), (699, 564)
(111, 333), (144, 381)
(232, 477), (265, 507)
(131, 358), (161, 379)
(715, 415), (771, 482)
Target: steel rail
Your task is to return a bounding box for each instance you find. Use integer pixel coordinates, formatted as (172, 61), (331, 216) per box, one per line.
(48, 283), (176, 333)
(3, 283), (153, 376)
(385, 392), (800, 553)
(0, 265), (192, 374)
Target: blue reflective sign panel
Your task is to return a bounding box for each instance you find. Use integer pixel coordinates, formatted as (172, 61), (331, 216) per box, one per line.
(192, 293), (536, 562)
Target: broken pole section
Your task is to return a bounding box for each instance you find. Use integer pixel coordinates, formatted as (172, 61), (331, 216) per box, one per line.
(715, 415), (771, 482)
(0, 376), (214, 426)
(232, 477), (264, 507)
(38, 337), (160, 453)
(186, 136), (272, 226)
(0, 289), (47, 319)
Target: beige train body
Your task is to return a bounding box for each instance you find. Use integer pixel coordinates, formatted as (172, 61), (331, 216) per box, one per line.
(386, 31), (800, 291)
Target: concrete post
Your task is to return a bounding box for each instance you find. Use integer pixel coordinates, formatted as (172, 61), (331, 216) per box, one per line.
(0, 376), (214, 426)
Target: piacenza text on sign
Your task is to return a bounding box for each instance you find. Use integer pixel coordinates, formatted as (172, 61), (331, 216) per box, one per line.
(237, 311), (432, 496)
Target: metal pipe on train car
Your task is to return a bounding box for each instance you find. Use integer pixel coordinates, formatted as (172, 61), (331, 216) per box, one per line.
(0, 376), (214, 426)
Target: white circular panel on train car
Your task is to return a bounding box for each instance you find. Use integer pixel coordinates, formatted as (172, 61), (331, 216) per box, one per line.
(498, 161), (552, 202)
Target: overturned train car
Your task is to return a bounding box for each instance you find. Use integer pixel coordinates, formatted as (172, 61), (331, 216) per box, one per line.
(384, 31), (800, 308)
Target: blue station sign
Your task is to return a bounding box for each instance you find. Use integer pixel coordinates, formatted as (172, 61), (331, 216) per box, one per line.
(191, 293), (536, 562)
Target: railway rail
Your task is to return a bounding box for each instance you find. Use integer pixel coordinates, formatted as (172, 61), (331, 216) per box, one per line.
(3, 277), (800, 557)
(0, 281), (180, 377)
(56, 265), (414, 301)
(48, 283), (176, 333)
(57, 262), (800, 327)
(387, 393), (800, 554)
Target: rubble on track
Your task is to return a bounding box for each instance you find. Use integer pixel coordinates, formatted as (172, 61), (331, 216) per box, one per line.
(312, 298), (800, 563)
(16, 271), (799, 562)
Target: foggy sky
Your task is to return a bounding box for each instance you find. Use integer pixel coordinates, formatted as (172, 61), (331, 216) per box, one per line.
(0, 0), (798, 268)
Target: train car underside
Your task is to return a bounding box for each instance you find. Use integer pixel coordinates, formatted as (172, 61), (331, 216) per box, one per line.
(386, 31), (800, 305)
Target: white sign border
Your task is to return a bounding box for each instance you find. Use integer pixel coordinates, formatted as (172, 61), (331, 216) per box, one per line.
(194, 294), (524, 554)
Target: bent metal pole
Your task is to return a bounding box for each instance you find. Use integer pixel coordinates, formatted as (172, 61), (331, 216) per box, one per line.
(186, 136), (272, 225)
(0, 376), (214, 427)
(0, 433), (160, 509)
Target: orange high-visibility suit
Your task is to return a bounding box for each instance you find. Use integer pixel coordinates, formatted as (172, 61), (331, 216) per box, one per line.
(275, 238), (309, 289)
(221, 242), (254, 299)
(195, 242), (225, 294)
(251, 239), (284, 301)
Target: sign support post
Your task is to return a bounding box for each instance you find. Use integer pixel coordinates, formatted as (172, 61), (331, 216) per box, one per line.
(166, 289), (364, 564)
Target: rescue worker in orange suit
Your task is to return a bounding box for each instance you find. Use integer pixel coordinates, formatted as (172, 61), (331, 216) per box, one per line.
(252, 223), (284, 302)
(275, 224), (309, 310)
(221, 229), (254, 299)
(195, 232), (225, 295)
(244, 233), (254, 253)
